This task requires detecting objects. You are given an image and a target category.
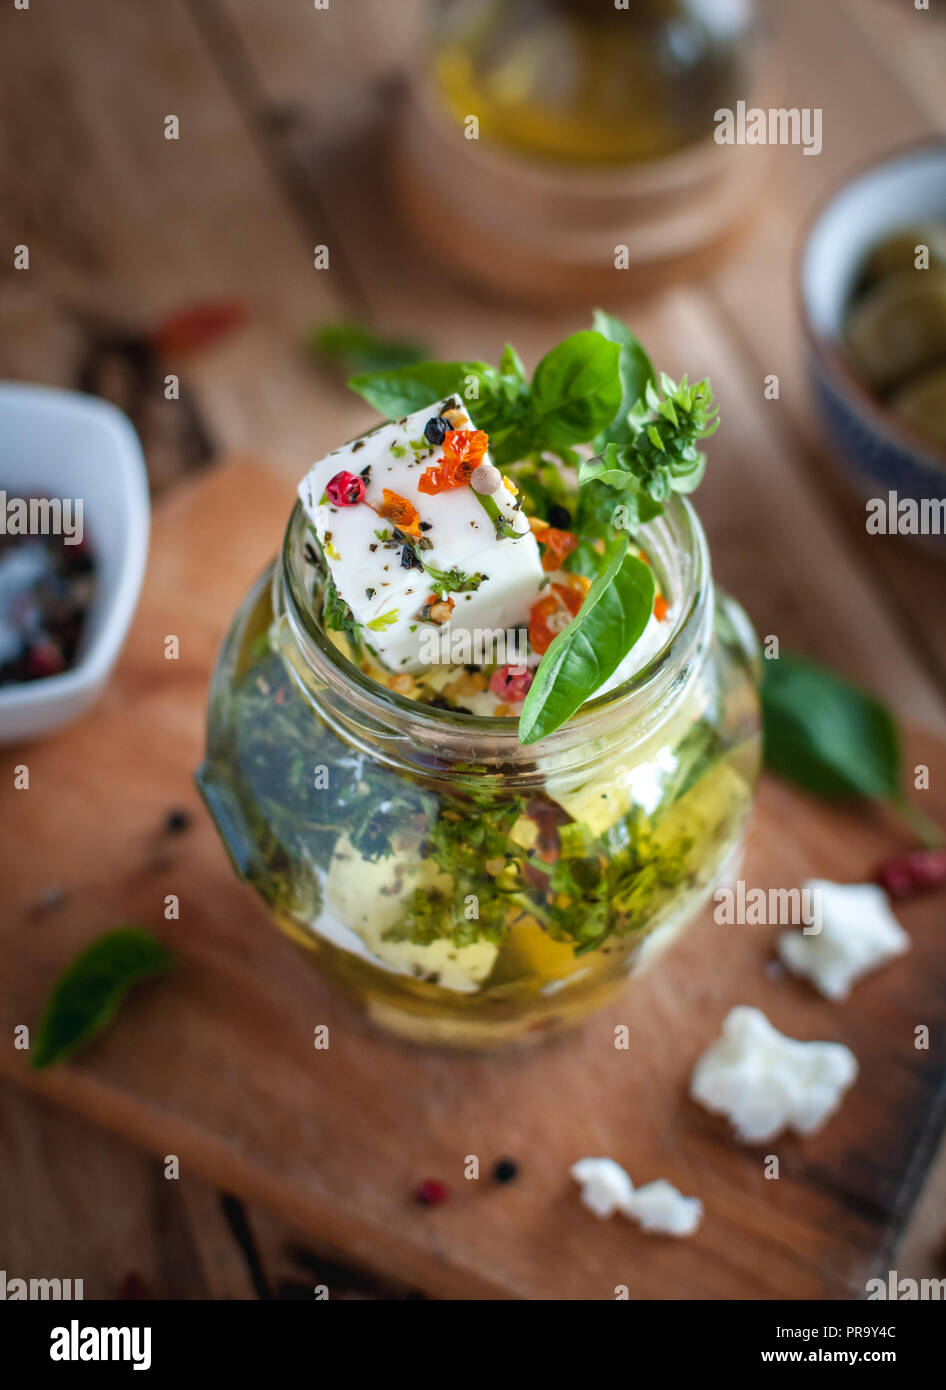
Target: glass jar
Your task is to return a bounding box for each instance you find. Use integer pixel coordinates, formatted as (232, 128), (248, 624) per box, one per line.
(197, 495), (761, 1050)
(431, 0), (757, 165)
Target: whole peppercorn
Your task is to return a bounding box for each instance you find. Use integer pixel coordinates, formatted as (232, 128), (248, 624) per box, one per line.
(548, 504), (572, 530)
(413, 1179), (448, 1207)
(424, 415), (449, 446)
(325, 470), (366, 507)
(492, 1158), (520, 1185)
(470, 463), (502, 495)
(165, 809), (192, 835)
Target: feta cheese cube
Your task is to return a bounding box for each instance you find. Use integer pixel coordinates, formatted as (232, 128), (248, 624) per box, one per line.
(777, 879), (910, 1001)
(298, 396), (543, 671)
(690, 1006), (858, 1143)
(571, 1158), (703, 1236)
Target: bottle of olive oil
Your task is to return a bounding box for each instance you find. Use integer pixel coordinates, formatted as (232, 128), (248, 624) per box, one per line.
(433, 0), (752, 165)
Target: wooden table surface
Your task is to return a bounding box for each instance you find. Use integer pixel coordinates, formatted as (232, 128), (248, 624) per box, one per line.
(1, 0), (945, 1298)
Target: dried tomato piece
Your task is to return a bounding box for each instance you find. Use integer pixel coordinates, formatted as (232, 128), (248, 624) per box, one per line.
(529, 593), (572, 655)
(418, 429), (489, 493)
(325, 470), (366, 506)
(535, 526), (579, 573)
(551, 573), (590, 616)
(377, 488), (421, 537)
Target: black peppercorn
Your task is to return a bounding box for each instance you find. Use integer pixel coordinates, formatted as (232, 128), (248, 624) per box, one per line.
(424, 415), (449, 446)
(492, 1158), (519, 1184)
(548, 504), (572, 529)
(165, 809), (191, 835)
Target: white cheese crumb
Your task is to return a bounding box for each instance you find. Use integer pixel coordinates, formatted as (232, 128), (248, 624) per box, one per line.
(571, 1158), (702, 1236)
(570, 1157), (634, 1219)
(690, 1006), (858, 1143)
(777, 879), (910, 1001)
(625, 1180), (703, 1237)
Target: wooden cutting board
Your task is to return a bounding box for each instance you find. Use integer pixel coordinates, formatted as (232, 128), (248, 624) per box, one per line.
(2, 459), (945, 1301)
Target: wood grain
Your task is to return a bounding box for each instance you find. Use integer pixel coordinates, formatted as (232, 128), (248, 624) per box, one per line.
(0, 0), (353, 469)
(1, 460), (944, 1301)
(708, 0), (946, 691)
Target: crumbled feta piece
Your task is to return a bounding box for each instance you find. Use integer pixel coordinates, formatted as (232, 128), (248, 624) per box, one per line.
(690, 1006), (858, 1143)
(297, 396), (543, 672)
(571, 1158), (703, 1236)
(625, 1180), (703, 1237)
(570, 1157), (635, 1219)
(777, 879), (910, 1001)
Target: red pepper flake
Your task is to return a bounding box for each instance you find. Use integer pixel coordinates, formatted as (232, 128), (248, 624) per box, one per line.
(875, 849), (946, 899)
(150, 300), (247, 356)
(412, 1178), (449, 1207)
(418, 429), (489, 494)
(653, 593), (669, 622)
(489, 663), (534, 702)
(325, 470), (366, 507)
(378, 488), (421, 537)
(534, 526), (579, 573)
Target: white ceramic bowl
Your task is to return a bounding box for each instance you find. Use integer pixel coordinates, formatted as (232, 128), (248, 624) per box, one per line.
(0, 384), (149, 744)
(799, 143), (946, 530)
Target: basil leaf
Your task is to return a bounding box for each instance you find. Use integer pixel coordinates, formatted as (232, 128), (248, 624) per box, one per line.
(591, 309), (655, 449)
(309, 321), (428, 375)
(579, 441), (632, 489)
(347, 362), (478, 418)
(761, 653), (900, 801)
(31, 927), (174, 1069)
(519, 537), (655, 744)
(530, 331), (623, 451)
(499, 342), (527, 381)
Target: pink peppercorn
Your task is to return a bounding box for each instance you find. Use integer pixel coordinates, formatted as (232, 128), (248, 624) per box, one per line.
(489, 664), (534, 702)
(875, 849), (946, 900)
(412, 1179), (448, 1207)
(325, 470), (365, 507)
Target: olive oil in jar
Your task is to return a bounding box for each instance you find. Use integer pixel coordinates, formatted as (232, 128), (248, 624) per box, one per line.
(432, 0), (752, 165)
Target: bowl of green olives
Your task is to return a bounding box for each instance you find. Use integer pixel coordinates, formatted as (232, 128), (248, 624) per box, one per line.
(800, 143), (946, 541)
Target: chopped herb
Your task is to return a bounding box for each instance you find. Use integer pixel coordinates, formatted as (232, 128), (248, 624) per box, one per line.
(367, 608), (400, 631)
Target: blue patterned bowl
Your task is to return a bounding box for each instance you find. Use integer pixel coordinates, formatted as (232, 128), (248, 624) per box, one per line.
(800, 143), (946, 546)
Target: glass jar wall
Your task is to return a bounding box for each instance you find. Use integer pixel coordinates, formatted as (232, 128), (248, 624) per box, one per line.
(197, 495), (760, 1049)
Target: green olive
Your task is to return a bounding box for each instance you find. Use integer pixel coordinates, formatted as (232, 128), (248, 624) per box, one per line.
(859, 223), (946, 288)
(844, 269), (946, 392)
(891, 361), (946, 449)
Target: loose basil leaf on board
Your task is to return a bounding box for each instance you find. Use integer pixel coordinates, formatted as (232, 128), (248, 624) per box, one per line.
(519, 536), (656, 745)
(761, 653), (900, 801)
(309, 321), (428, 375)
(529, 331), (623, 451)
(761, 652), (942, 847)
(31, 927), (174, 1069)
(591, 308), (655, 449)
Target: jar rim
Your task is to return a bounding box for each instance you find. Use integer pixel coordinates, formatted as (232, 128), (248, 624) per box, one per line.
(278, 492), (713, 761)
